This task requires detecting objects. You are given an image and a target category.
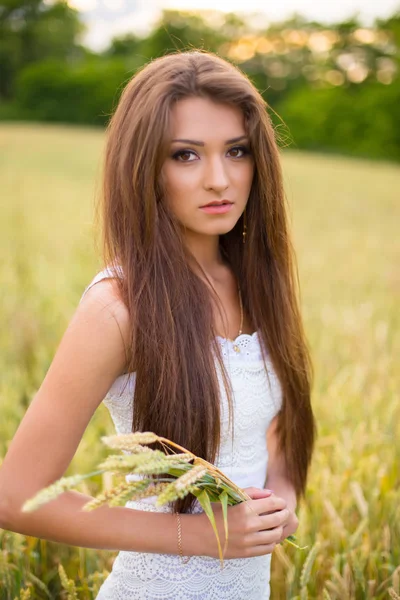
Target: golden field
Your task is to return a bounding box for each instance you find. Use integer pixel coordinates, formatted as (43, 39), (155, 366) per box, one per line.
(0, 123), (399, 599)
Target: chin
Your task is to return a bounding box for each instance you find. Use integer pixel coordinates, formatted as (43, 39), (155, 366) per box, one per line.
(207, 218), (240, 236)
(185, 217), (239, 238)
(215, 221), (239, 236)
(196, 226), (232, 237)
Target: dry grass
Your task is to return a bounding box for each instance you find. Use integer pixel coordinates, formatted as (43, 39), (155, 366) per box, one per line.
(0, 123), (399, 599)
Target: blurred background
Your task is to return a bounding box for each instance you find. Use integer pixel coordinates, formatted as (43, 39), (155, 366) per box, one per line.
(1, 0), (400, 159)
(0, 1), (399, 598)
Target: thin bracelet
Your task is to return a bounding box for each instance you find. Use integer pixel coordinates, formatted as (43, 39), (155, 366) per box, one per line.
(175, 512), (191, 564)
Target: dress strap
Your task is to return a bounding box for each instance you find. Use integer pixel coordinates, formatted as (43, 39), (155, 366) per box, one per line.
(79, 265), (123, 303)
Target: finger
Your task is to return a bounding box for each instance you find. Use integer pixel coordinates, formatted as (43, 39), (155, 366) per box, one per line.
(247, 526), (284, 547)
(244, 542), (277, 557)
(257, 509), (290, 530)
(250, 495), (287, 515)
(243, 487), (273, 500)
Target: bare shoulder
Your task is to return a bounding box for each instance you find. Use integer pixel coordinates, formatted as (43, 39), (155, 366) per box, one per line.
(34, 273), (132, 418)
(79, 276), (131, 359)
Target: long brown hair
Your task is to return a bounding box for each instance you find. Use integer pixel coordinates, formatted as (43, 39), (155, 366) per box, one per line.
(97, 50), (316, 513)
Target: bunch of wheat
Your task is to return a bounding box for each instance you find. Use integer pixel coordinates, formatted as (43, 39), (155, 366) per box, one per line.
(22, 431), (302, 567)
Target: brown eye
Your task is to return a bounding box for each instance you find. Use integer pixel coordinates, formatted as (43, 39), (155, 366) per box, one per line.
(228, 146), (248, 158)
(172, 150), (197, 162)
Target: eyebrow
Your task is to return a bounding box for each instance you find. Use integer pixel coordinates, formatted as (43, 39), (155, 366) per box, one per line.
(171, 135), (248, 146)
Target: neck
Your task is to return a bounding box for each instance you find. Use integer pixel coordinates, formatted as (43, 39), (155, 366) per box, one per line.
(183, 230), (226, 278)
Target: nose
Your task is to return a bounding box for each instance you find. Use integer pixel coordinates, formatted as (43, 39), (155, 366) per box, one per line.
(203, 156), (229, 193)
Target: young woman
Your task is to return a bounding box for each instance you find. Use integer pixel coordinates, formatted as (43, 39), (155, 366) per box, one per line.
(0, 51), (316, 599)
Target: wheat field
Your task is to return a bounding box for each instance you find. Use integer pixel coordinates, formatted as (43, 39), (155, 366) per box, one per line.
(0, 123), (399, 599)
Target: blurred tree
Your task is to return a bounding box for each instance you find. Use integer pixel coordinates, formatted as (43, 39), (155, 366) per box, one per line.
(277, 77), (400, 160)
(1, 5), (399, 161)
(101, 32), (146, 74)
(0, 0), (84, 99)
(140, 10), (227, 58)
(105, 33), (142, 58)
(100, 10), (232, 85)
(14, 57), (129, 124)
(383, 11), (400, 46)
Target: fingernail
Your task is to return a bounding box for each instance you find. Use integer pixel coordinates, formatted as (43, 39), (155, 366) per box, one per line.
(264, 489), (274, 494)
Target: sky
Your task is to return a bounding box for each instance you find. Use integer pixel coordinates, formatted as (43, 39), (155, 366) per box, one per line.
(65, 0), (400, 51)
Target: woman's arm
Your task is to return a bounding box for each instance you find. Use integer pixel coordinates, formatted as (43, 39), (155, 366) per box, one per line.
(265, 415), (299, 542)
(0, 280), (205, 556)
(0, 279), (293, 560)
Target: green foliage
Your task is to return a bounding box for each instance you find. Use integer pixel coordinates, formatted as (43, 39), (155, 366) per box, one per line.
(14, 58), (129, 125)
(277, 79), (400, 161)
(138, 9), (227, 57)
(0, 0), (84, 99)
(1, 4), (400, 160)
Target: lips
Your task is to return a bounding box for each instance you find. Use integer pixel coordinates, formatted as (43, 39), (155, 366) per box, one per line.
(200, 202), (234, 214)
(201, 200), (233, 207)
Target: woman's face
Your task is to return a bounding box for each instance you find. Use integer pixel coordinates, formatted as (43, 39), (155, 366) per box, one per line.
(161, 96), (254, 239)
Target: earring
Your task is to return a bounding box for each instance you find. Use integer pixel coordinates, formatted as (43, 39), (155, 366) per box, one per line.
(242, 208), (247, 244)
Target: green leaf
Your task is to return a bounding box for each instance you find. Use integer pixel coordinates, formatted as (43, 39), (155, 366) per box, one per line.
(285, 534), (308, 550)
(168, 466), (192, 478)
(218, 490), (229, 557)
(196, 489), (224, 569)
(205, 491), (221, 502)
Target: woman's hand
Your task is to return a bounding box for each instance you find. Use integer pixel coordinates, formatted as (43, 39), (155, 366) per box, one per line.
(257, 489), (299, 544)
(201, 487), (291, 559)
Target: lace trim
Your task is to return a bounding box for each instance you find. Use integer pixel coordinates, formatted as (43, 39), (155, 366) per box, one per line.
(216, 331), (258, 346)
(96, 536), (271, 599)
(215, 331), (267, 362)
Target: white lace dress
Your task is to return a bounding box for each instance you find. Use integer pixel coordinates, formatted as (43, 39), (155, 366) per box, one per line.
(81, 270), (283, 600)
